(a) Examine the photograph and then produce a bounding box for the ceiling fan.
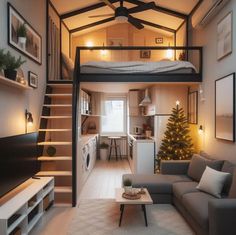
[89,0,157,30]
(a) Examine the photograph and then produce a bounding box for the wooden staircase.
[37,83,74,206]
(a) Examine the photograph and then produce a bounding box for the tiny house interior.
[0,1,236,235]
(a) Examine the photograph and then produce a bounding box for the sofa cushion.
[222,161,236,195]
[122,174,192,194]
[173,181,199,200]
[182,192,217,230]
[187,154,224,182]
[229,169,236,198]
[196,166,230,198]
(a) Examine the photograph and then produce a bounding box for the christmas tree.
[156,101,193,170]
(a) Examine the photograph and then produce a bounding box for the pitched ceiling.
[51,0,200,36]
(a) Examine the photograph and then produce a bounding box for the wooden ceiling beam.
[70,17,115,34]
[125,0,187,19]
[136,18,176,33]
[61,0,119,19]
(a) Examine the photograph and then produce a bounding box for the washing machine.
[90,137,97,169]
[81,143,89,184]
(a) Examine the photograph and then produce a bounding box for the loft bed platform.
[74,46,203,83]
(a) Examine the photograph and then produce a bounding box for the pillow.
[229,169,236,198]
[221,161,235,195]
[197,166,230,198]
[187,154,224,182]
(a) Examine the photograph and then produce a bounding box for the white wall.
[190,1,236,162]
[0,0,46,137]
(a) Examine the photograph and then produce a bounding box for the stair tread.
[43,104,72,107]
[38,156,72,161]
[41,116,72,119]
[39,129,72,131]
[36,171,72,176]
[55,186,72,193]
[46,94,72,96]
[37,141,72,146]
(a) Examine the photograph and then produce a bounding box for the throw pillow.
[196,166,230,198]
[187,154,224,182]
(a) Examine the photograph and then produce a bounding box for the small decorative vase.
[124,186,132,195]
[4,69,17,80]
[18,37,27,50]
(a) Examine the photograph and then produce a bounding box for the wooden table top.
[115,188,153,205]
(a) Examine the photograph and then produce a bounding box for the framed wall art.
[28,71,38,89]
[8,3,42,64]
[188,91,198,124]
[140,50,151,59]
[215,73,235,142]
[217,12,232,60]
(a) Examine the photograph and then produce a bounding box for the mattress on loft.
[80,61,197,74]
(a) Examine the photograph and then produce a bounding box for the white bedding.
[80,60,197,74]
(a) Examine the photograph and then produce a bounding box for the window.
[101,96,126,135]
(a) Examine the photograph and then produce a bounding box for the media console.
[0,177,54,235]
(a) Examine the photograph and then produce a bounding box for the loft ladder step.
[37,142,72,146]
[36,171,72,176]
[45,94,72,97]
[47,84,72,88]
[38,156,72,161]
[43,104,72,107]
[39,129,72,132]
[41,116,72,119]
[55,186,72,193]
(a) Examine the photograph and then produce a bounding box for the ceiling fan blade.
[128,16,144,30]
[128,2,156,14]
[100,0,116,11]
[89,13,114,18]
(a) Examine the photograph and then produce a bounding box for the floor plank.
[31,159,131,235]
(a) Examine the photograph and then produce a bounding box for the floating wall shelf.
[0,75,32,90]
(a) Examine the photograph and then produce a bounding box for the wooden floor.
[31,159,131,235]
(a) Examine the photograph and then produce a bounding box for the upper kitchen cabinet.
[128,90,142,116]
[146,85,188,115]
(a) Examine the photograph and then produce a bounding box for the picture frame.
[155,37,163,44]
[217,12,232,60]
[188,91,198,124]
[8,3,42,65]
[28,71,38,89]
[215,73,235,142]
[140,50,151,59]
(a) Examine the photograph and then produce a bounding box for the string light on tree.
[156,101,194,172]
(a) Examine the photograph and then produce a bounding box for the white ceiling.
[51,0,199,35]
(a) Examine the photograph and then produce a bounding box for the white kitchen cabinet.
[90,92,104,116]
[128,90,141,116]
[146,85,188,115]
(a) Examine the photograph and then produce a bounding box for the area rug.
[67,199,194,235]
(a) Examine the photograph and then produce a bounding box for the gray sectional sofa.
[123,154,236,235]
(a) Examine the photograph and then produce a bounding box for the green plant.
[4,51,26,70]
[100,142,109,149]
[47,146,56,157]
[17,23,27,38]
[0,49,5,70]
[123,178,132,187]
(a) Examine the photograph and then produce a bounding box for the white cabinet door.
[128,90,140,116]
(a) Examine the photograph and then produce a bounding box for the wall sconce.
[25,109,33,133]
[100,43,107,56]
[176,100,180,106]
[198,125,204,134]
[166,43,173,59]
[86,41,93,48]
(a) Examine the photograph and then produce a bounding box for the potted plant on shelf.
[123,178,132,194]
[17,23,27,49]
[0,49,5,76]
[4,51,26,80]
[100,142,109,161]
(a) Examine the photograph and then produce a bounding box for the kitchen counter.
[128,133,155,143]
[80,134,99,146]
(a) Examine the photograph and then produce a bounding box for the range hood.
[139,88,151,106]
